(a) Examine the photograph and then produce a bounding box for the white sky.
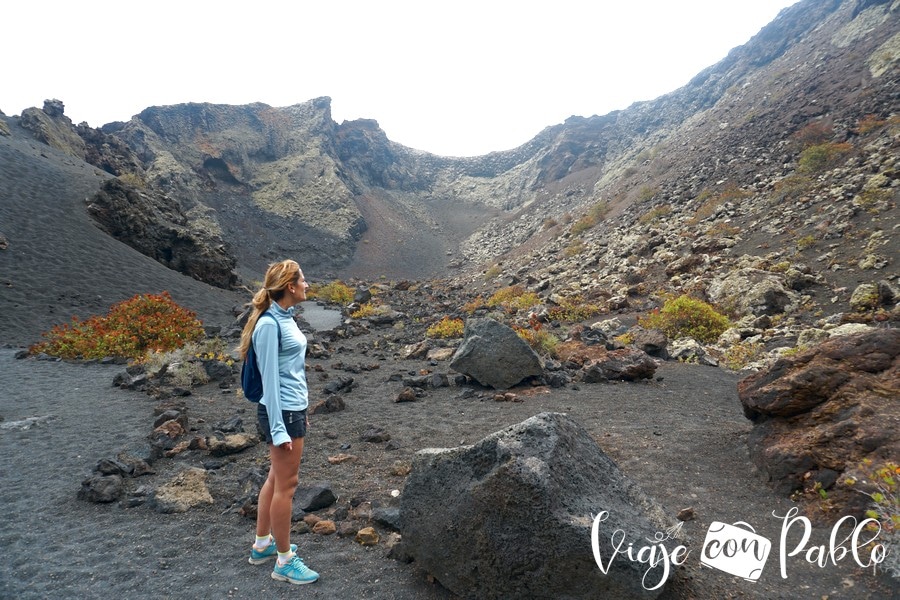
[3,1,797,157]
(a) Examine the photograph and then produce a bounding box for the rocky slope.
[0,0,897,343]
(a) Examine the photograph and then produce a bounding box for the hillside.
[0,0,897,348]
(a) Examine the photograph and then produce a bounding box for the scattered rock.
[355,526,380,546]
[296,483,338,511]
[150,468,214,513]
[449,318,544,389]
[360,425,391,443]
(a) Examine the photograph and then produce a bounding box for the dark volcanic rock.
[449,318,544,389]
[85,179,237,288]
[399,412,678,599]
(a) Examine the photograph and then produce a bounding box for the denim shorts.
[257,404,307,443]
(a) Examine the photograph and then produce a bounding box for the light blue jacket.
[252,303,308,447]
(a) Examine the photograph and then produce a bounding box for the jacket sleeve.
[254,319,290,446]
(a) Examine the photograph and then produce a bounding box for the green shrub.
[798,142,852,173]
[308,280,354,305]
[486,286,541,314]
[515,326,560,358]
[796,235,817,251]
[484,265,502,280]
[30,292,204,360]
[722,341,767,370]
[638,295,730,343]
[638,186,659,203]
[844,460,899,579]
[426,316,464,338]
[141,339,232,387]
[569,201,609,236]
[350,302,377,318]
[546,295,602,323]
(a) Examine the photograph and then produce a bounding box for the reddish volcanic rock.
[737,329,899,517]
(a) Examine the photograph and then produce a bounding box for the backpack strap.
[259,312,282,350]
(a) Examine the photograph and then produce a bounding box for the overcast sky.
[3,1,797,156]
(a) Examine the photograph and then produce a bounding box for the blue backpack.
[241,313,281,402]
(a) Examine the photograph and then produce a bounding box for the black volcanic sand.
[1,339,895,600]
[0,125,246,349]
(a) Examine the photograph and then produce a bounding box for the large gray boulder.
[449,318,544,389]
[399,412,680,599]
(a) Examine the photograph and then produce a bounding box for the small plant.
[614,332,634,346]
[688,185,751,224]
[772,174,814,202]
[722,341,767,370]
[541,217,558,230]
[638,204,672,225]
[515,325,560,358]
[569,201,609,236]
[486,286,542,314]
[308,281,354,305]
[142,340,226,387]
[546,295,603,323]
[462,297,485,314]
[798,142,852,173]
[792,121,833,148]
[857,114,886,135]
[484,265,502,280]
[796,235,817,251]
[637,295,730,344]
[844,460,900,579]
[514,314,559,357]
[350,303,377,319]
[564,240,586,257]
[705,222,741,238]
[426,316,464,339]
[30,292,204,360]
[637,186,659,203]
[117,172,146,188]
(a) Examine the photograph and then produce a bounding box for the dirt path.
[0,347,894,599]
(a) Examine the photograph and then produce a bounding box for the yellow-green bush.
[350,303,377,319]
[515,326,560,358]
[117,172,146,188]
[483,265,502,280]
[30,292,204,360]
[638,295,730,343]
[486,286,541,313]
[722,341,767,370]
[569,201,609,236]
[426,316,464,338]
[546,295,602,323]
[798,142,852,173]
[308,280,354,305]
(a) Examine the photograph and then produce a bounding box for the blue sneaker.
[248,538,297,565]
[271,554,319,585]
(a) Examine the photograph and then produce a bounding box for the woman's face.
[288,270,309,304]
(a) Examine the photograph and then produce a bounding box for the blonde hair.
[238,260,301,359]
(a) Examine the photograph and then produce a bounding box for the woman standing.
[238,259,319,585]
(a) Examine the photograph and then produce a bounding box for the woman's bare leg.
[264,438,305,553]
